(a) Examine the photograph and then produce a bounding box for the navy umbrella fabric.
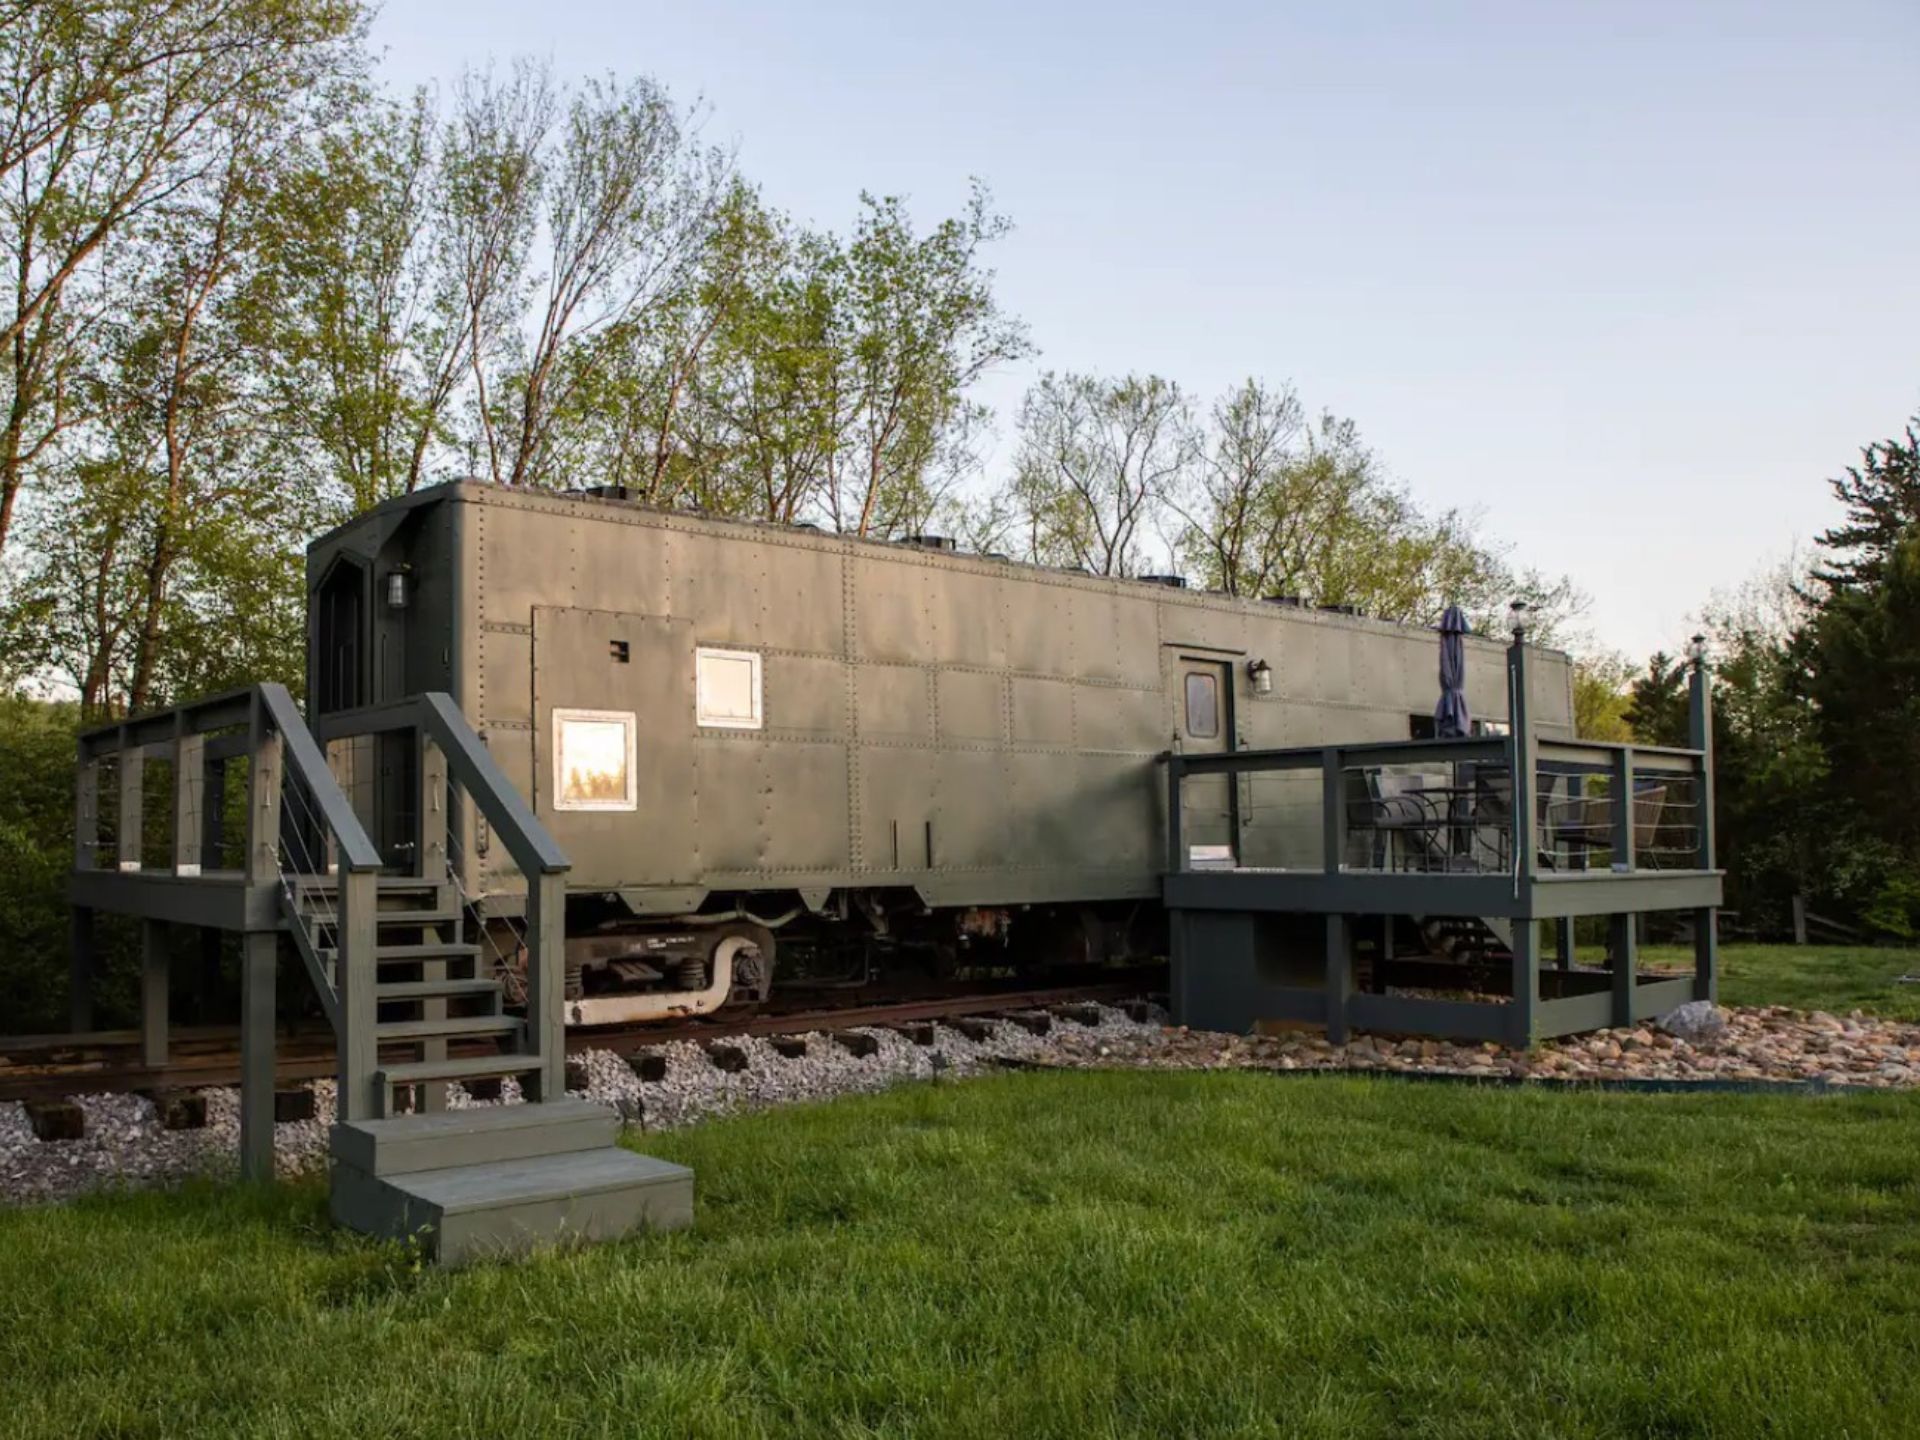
[1434,604,1472,739]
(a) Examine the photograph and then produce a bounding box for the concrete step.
[378,1053,545,1090]
[331,1097,617,1176]
[377,978,502,1002]
[330,1144,693,1266]
[376,1015,521,1042]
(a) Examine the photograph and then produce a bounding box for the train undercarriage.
[492,891,1166,1028]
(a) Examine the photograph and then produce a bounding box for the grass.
[3,942,1916,1439]
[1703,943,1920,1022]
[3,1069,1919,1439]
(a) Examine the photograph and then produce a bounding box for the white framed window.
[552,708,637,811]
[696,647,763,730]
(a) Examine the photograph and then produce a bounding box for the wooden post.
[1325,913,1352,1044]
[1610,912,1636,1028]
[418,733,449,1113]
[1610,746,1636,872]
[1555,918,1574,970]
[525,871,568,1101]
[239,932,277,1182]
[140,919,169,1068]
[1688,647,1718,1003]
[1792,895,1808,947]
[172,724,206,876]
[1508,919,1538,1048]
[117,734,145,872]
[1321,748,1345,874]
[336,867,380,1121]
[71,751,99,1032]
[242,707,285,1170]
[1507,635,1536,894]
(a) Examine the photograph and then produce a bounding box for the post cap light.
[1507,599,1529,639]
[385,565,410,610]
[1687,633,1710,666]
[1248,657,1273,696]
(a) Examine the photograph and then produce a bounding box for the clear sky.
[368,0,1919,657]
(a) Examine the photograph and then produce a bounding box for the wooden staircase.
[274,692,693,1262]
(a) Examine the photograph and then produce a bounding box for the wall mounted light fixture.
[1248,657,1273,696]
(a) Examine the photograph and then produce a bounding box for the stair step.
[377,1053,546,1088]
[319,943,482,966]
[377,1015,521,1042]
[294,874,443,893]
[377,978,502,1001]
[330,1097,618,1176]
[329,1145,693,1266]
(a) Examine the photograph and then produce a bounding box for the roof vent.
[1263,594,1305,607]
[1139,574,1189,589]
[903,534,956,551]
[1317,602,1362,616]
[582,484,634,501]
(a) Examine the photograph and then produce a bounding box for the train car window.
[696,647,763,730]
[552,708,637,811]
[1184,672,1219,738]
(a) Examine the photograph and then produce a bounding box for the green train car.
[308,481,1573,1023]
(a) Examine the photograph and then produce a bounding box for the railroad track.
[0,971,1165,1104]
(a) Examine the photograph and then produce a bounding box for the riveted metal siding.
[315,483,1573,911]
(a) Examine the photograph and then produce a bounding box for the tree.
[259,88,467,511]
[0,0,363,567]
[1571,652,1634,741]
[1811,411,1920,593]
[1009,372,1195,575]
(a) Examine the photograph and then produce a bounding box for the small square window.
[697,647,763,730]
[610,639,630,663]
[552,709,637,811]
[1184,672,1219,739]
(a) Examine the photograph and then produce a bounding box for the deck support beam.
[140,919,169,1068]
[1325,913,1352,1045]
[1507,919,1538,1048]
[239,932,276,1182]
[1610,912,1637,1028]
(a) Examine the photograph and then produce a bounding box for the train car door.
[1170,653,1239,867]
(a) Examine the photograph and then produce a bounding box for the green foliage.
[3,1072,1919,1437]
[1812,414,1920,592]
[1571,652,1634,741]
[0,695,83,1030]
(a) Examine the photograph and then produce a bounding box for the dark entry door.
[1172,654,1237,866]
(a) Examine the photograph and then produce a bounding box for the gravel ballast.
[4,1002,1916,1208]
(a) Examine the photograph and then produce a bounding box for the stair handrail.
[312,692,571,1107]
[255,683,383,875]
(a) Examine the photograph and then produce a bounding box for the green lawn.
[1644,942,1920,1022]
[4,1070,1918,1439]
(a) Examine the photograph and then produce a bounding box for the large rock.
[1658,999,1728,1042]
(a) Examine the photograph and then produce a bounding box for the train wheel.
[711,921,776,1009]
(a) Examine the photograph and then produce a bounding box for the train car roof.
[309,478,1563,661]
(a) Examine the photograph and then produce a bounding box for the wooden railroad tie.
[949,1017,996,1042]
[1001,1010,1052,1036]
[565,1059,591,1093]
[767,1035,809,1058]
[886,1022,936,1046]
[25,1100,84,1142]
[704,1042,750,1073]
[1124,1000,1154,1024]
[1051,1004,1103,1027]
[145,1089,208,1131]
[628,1050,669,1083]
[273,1087,316,1123]
[462,1076,504,1102]
[831,1030,880,1058]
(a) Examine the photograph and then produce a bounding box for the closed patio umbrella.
[1434,604,1471,739]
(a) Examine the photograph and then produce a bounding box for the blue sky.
[370,0,1919,656]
